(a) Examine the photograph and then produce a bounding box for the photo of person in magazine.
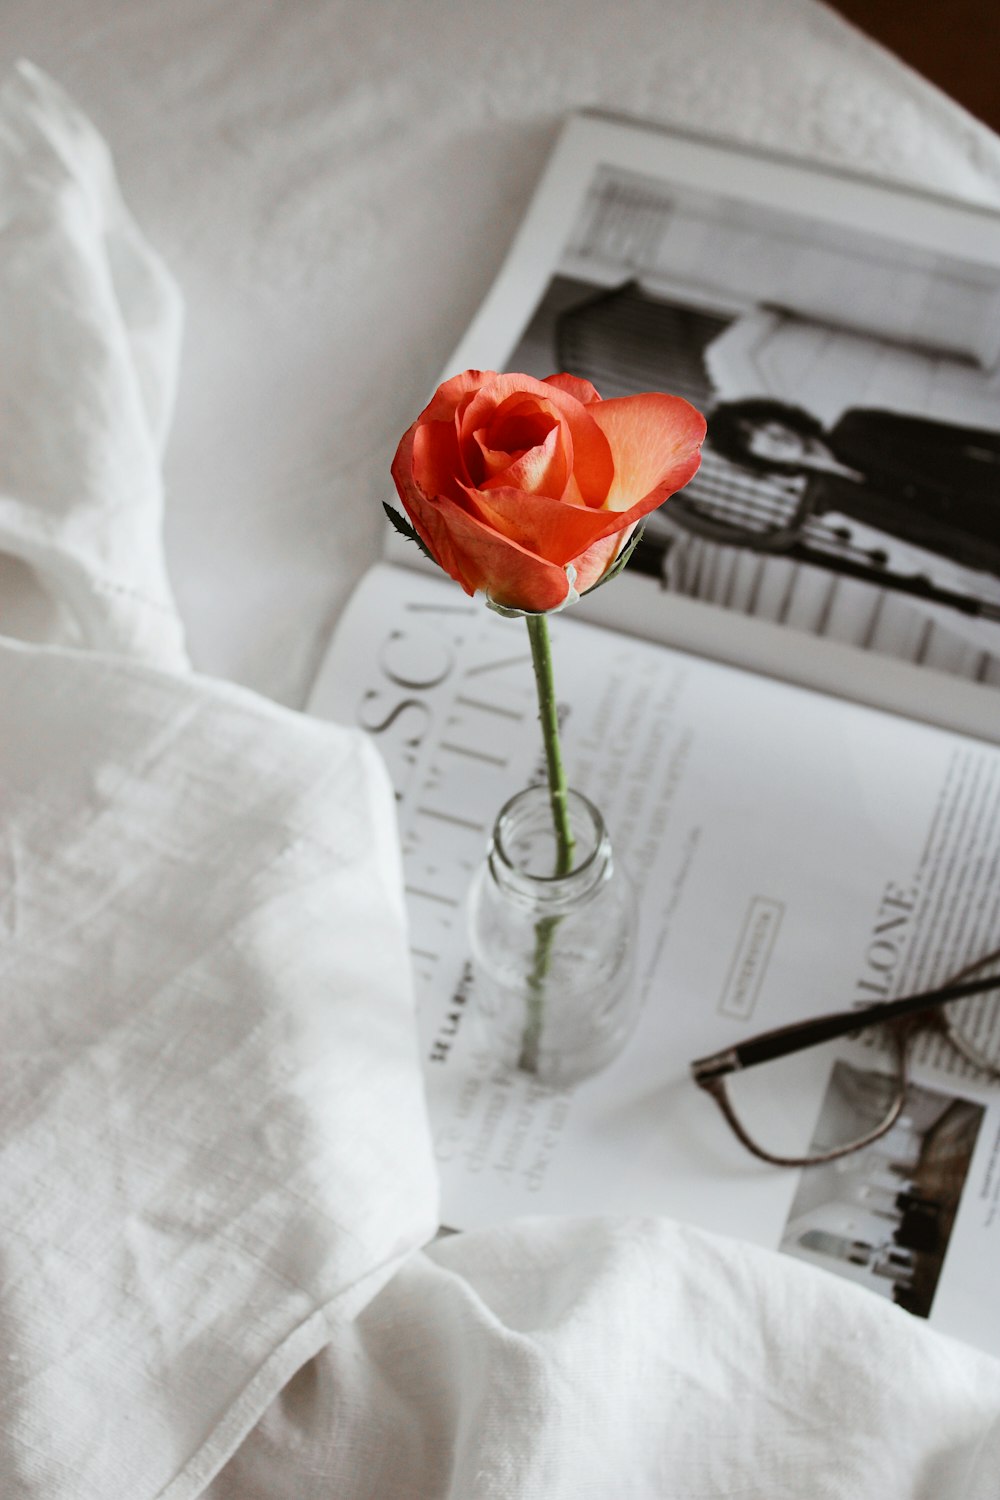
[705,397,1000,580]
[513,262,1000,680]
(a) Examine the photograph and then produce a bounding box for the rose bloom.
[391,370,705,613]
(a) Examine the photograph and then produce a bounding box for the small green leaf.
[383,502,437,565]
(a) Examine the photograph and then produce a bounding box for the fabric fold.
[207,1216,1000,1500]
[0,60,186,666]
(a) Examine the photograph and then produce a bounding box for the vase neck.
[488,785,611,909]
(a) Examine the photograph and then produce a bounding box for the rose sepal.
[382,501,438,565]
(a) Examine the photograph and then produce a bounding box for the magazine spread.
[308,113,1000,1354]
[312,562,1000,1355]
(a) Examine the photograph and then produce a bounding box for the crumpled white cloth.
[0,61,186,668]
[210,1218,1000,1500]
[3,54,1000,1500]
[0,64,438,1500]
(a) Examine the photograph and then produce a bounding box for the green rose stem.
[519,613,575,1073]
[525,613,575,875]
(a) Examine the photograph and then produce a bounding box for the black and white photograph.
[780,1062,985,1318]
[507,166,1000,687]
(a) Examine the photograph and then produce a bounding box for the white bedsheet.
[3,9,1000,1498]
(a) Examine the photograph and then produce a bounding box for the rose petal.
[390,476,479,593]
[460,483,623,564]
[476,422,570,498]
[459,375,614,508]
[571,528,633,593]
[408,493,575,611]
[468,459,698,562]
[390,421,423,509]
[421,369,496,423]
[481,400,557,459]
[404,418,468,504]
[543,372,602,406]
[589,393,706,511]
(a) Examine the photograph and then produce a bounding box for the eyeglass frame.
[690,951,1000,1168]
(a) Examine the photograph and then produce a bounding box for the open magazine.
[308,112,1000,1355]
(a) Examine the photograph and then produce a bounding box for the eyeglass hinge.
[691,1048,741,1084]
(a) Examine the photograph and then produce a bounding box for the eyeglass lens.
[722,954,1000,1166]
[723,1031,906,1163]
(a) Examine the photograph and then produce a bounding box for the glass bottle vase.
[466,785,638,1087]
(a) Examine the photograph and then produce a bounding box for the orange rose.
[390,370,705,613]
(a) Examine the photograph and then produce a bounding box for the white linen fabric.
[0,64,438,1500]
[209,1219,1000,1500]
[0,635,439,1498]
[0,62,186,667]
[3,22,1000,1500]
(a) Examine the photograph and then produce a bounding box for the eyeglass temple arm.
[691,969,1000,1083]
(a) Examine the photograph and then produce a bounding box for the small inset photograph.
[779,1061,985,1318]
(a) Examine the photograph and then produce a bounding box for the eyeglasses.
[690,950,1000,1167]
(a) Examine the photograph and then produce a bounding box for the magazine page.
[385,111,1000,744]
[310,561,1000,1357]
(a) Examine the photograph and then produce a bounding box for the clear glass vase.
[466,785,639,1087]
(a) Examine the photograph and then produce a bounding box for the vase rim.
[490,784,608,897]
